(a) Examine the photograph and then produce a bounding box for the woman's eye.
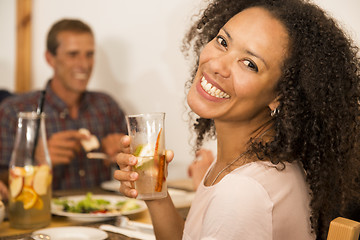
[216,36,227,48]
[243,60,258,72]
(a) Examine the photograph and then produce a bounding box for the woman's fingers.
[115,153,137,168]
[120,135,131,153]
[113,149,173,198]
[165,150,174,163]
[120,180,138,198]
[113,152,139,198]
[113,167,138,180]
[113,169,138,198]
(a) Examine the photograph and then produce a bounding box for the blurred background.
[0,0,359,181]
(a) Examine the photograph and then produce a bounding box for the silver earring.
[271,108,279,117]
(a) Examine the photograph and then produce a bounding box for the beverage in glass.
[126,113,167,200]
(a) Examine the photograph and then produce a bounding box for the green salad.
[52,192,140,214]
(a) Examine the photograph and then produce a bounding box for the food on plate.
[52,192,141,214]
[79,128,100,152]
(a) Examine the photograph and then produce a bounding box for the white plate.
[33,226,108,240]
[101,180,121,192]
[101,180,195,208]
[51,195,146,222]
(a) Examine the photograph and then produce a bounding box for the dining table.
[0,179,194,240]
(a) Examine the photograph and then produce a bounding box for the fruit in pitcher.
[33,165,50,195]
[9,165,51,211]
[24,165,35,186]
[34,197,44,210]
[17,186,38,210]
[10,174,23,198]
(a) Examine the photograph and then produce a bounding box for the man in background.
[0,19,127,199]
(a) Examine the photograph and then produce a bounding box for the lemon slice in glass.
[134,143,154,169]
[135,156,154,170]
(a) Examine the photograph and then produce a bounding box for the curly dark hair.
[182,0,360,238]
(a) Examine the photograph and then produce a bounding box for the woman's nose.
[209,53,233,79]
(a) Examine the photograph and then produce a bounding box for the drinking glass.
[126,112,167,200]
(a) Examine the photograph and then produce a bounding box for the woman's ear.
[268,96,280,112]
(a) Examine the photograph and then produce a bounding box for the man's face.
[47,31,95,94]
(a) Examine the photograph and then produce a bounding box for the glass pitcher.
[8,112,52,229]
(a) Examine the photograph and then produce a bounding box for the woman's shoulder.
[227,160,309,201]
[233,160,305,181]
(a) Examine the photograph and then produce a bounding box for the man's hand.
[47,130,86,165]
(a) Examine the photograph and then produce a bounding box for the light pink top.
[183,161,315,240]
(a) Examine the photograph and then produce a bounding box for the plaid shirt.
[0,81,127,190]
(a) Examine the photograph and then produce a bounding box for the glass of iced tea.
[126,112,167,200]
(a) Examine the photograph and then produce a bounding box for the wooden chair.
[327,217,360,240]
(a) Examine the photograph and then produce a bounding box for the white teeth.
[200,76,230,99]
[74,73,88,80]
[205,83,212,91]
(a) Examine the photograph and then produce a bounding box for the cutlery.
[20,233,50,240]
[116,216,154,234]
[31,233,51,240]
[99,224,155,240]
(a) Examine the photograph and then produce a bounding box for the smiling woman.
[181,0,360,239]
[114,0,360,239]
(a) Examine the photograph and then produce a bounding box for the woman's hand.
[113,140,174,198]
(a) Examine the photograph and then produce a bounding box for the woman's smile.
[200,76,230,99]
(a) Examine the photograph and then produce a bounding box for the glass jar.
[8,112,52,229]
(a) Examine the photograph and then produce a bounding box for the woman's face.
[187,7,289,123]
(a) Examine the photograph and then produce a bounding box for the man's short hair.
[46,19,93,55]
